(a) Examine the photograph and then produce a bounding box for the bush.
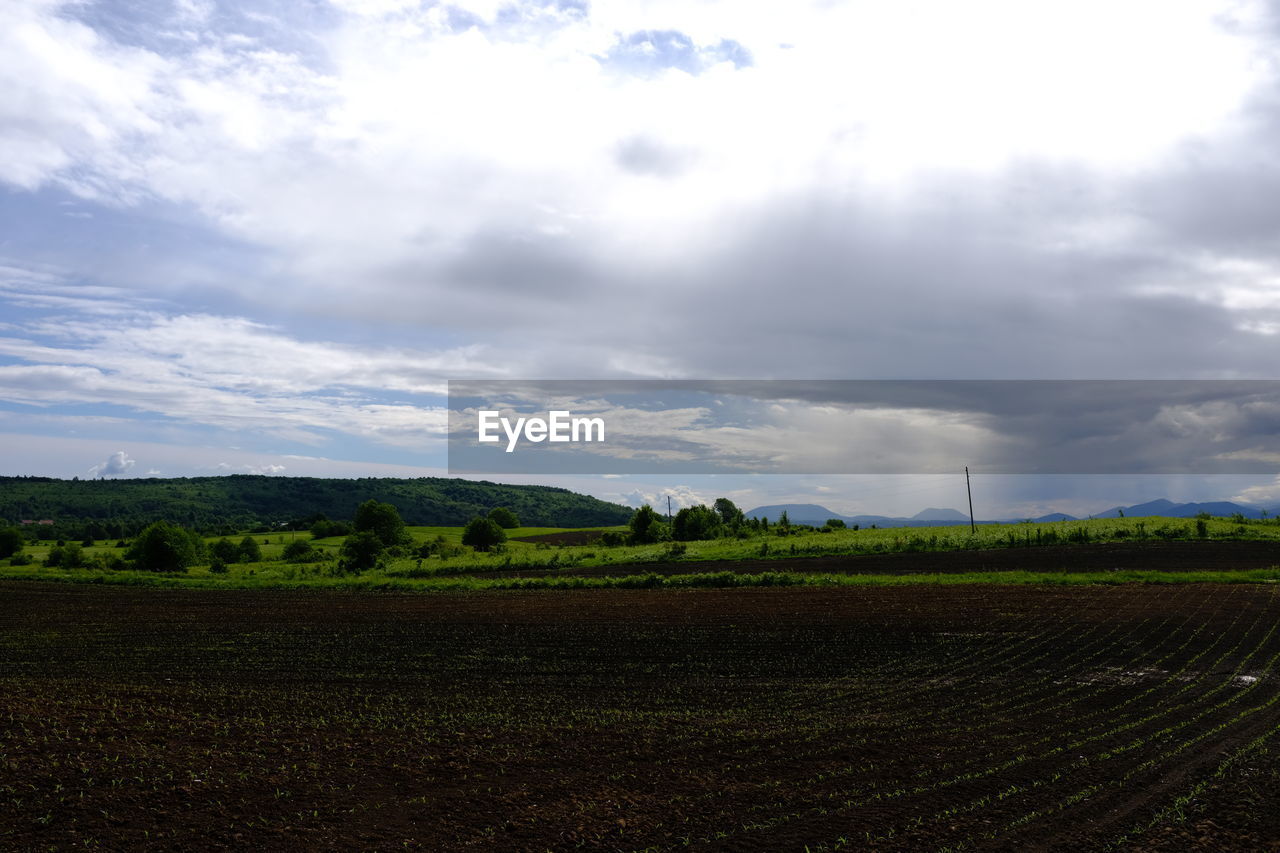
[0,527,25,561]
[340,530,384,572]
[238,535,262,563]
[461,517,506,552]
[209,557,229,574]
[210,538,241,565]
[599,530,626,547]
[311,519,353,539]
[126,522,204,572]
[282,539,323,563]
[44,542,83,569]
[487,507,520,529]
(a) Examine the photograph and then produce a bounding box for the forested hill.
[0,475,633,536]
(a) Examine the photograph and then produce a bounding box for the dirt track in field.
[2,581,1279,851]
[471,539,1280,578]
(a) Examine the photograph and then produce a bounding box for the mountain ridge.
[744,498,1276,528]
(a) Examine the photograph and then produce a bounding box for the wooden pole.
[966,466,976,534]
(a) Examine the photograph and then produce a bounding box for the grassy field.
[4,515,1280,590]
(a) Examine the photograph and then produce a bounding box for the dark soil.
[510,529,608,546]
[2,581,1278,851]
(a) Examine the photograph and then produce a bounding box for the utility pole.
[667,494,672,524]
[965,466,975,535]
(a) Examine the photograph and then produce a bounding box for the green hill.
[0,475,632,538]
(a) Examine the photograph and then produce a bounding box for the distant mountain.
[745,503,984,528]
[1091,499,1265,520]
[746,504,845,525]
[912,507,969,521]
[745,497,1277,529]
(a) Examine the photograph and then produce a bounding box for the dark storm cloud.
[447,379,1280,475]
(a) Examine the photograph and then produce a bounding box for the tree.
[672,505,722,541]
[713,498,743,529]
[210,538,241,565]
[488,506,520,529]
[628,505,668,545]
[354,500,409,548]
[462,517,506,552]
[238,535,262,563]
[341,530,384,571]
[824,518,846,529]
[127,521,204,572]
[0,527,23,559]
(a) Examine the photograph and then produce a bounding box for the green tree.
[340,530,384,572]
[713,498,743,529]
[462,517,506,552]
[238,535,262,563]
[127,521,204,572]
[672,505,722,541]
[487,506,520,529]
[210,538,240,565]
[628,505,668,545]
[0,527,23,559]
[354,500,409,548]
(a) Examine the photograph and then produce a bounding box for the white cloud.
[620,484,708,510]
[88,449,135,477]
[0,272,504,447]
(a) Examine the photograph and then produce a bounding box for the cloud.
[600,29,752,75]
[4,0,1280,482]
[89,449,135,477]
[620,484,708,510]
[217,461,286,474]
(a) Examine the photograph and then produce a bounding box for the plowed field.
[2,582,1278,851]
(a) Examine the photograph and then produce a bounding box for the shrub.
[209,557,229,574]
[210,538,241,565]
[0,527,25,560]
[282,539,322,563]
[599,530,626,547]
[462,517,506,552]
[340,530,384,572]
[238,535,262,563]
[9,553,32,566]
[311,519,353,539]
[126,522,204,572]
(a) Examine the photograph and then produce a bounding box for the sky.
[3,0,1280,518]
